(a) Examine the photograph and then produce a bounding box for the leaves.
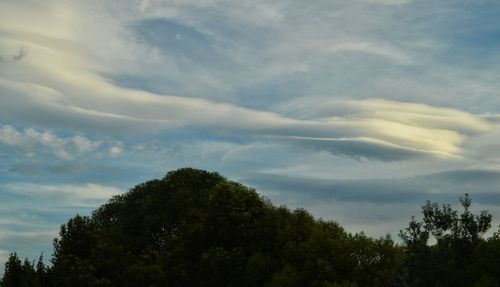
[5,169,500,287]
[42,168,401,286]
[399,193,493,287]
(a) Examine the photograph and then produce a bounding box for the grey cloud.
[0,47,28,62]
[12,47,28,61]
[133,19,221,65]
[0,230,55,255]
[424,169,500,184]
[8,161,89,177]
[0,179,124,271]
[244,169,500,205]
[246,173,425,204]
[8,163,42,176]
[283,137,423,161]
[0,1,497,162]
[3,0,500,271]
[0,183,122,210]
[0,73,490,161]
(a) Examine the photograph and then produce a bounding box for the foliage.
[2,169,500,286]
[44,168,401,286]
[1,253,47,287]
[398,193,494,287]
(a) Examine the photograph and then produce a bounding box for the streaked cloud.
[1,0,500,271]
[1,70,490,160]
[0,230,57,269]
[303,41,413,65]
[245,169,500,205]
[0,34,492,160]
[0,181,123,268]
[243,168,500,237]
[1,0,497,161]
[0,250,8,267]
[1,183,122,205]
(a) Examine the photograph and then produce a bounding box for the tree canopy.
[2,168,500,286]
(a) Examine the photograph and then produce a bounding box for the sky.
[2,0,500,266]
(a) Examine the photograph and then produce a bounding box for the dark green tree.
[1,253,50,287]
[399,193,492,287]
[46,168,400,287]
[35,254,48,287]
[1,253,22,287]
[20,258,35,287]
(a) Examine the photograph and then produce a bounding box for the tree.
[399,194,492,287]
[2,253,22,287]
[20,258,35,287]
[35,254,48,287]
[46,168,400,287]
[7,170,500,286]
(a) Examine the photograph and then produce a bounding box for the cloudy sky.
[2,0,500,265]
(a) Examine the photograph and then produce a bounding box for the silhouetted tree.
[14,169,500,286]
[35,254,48,287]
[399,193,493,287]
[46,168,401,286]
[2,253,22,287]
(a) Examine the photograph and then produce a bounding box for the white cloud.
[0,229,58,266]
[325,41,413,64]
[2,0,500,273]
[0,61,492,160]
[0,180,123,270]
[279,99,492,159]
[0,0,498,162]
[1,182,122,205]
[0,124,104,160]
[0,30,492,160]
[344,99,491,133]
[0,249,9,267]
[364,0,412,5]
[109,144,124,157]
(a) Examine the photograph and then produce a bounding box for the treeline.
[2,168,500,286]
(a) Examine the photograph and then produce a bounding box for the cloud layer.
[2,0,500,162]
[2,0,500,271]
[0,181,123,268]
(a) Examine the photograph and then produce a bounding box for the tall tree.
[2,253,22,287]
[47,168,400,287]
[399,193,492,287]
[35,254,48,287]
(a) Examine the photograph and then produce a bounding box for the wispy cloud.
[1,66,491,160]
[0,0,497,160]
[0,250,8,267]
[1,183,122,204]
[243,168,500,237]
[1,0,500,266]
[0,180,122,270]
[0,25,492,160]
